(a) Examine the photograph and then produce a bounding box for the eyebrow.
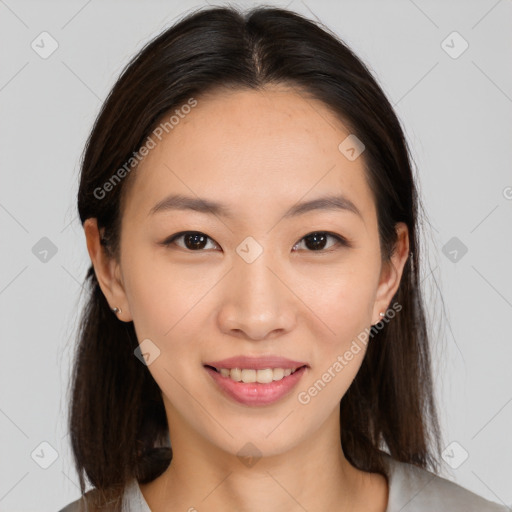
[148,193,362,219]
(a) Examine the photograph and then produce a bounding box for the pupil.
[305,233,326,250]
[185,233,207,250]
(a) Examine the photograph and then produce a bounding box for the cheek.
[122,256,207,404]
[300,259,378,341]
[121,250,219,390]
[295,260,378,398]
[122,248,204,336]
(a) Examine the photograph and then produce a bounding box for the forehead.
[123,86,375,225]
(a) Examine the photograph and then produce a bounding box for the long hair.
[69,5,442,508]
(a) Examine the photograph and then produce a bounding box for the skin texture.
[84,86,409,512]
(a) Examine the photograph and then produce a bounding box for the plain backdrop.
[0,0,511,510]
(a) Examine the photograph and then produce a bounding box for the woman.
[59,5,507,511]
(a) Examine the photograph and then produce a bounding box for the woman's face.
[97,86,408,459]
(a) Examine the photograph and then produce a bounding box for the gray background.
[1,0,511,510]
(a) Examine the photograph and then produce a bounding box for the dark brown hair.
[69,4,442,509]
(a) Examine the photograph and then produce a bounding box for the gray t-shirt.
[59,453,509,511]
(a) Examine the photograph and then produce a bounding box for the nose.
[217,248,297,341]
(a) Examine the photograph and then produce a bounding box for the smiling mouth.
[204,365,307,384]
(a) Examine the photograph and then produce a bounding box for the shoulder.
[58,499,82,512]
[383,454,509,512]
[57,487,121,512]
[58,480,142,512]
[58,495,91,512]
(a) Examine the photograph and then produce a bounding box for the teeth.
[230,368,242,381]
[216,367,301,383]
[273,368,284,380]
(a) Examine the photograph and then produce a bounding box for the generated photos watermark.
[93,97,198,200]
[297,301,402,405]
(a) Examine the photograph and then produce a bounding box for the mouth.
[203,363,309,406]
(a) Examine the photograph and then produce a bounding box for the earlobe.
[83,218,132,321]
[371,222,410,324]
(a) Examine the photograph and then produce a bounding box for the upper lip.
[204,355,309,370]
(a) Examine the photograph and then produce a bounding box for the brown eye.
[162,231,349,253]
[163,231,219,251]
[292,232,348,252]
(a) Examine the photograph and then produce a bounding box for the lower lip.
[204,366,307,406]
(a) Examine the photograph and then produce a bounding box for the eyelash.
[161,231,351,253]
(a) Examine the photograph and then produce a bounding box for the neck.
[139,408,388,512]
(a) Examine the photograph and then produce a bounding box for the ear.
[83,218,132,322]
[371,222,410,325]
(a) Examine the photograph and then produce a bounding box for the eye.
[292,231,349,252]
[161,230,350,253]
[162,231,220,251]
